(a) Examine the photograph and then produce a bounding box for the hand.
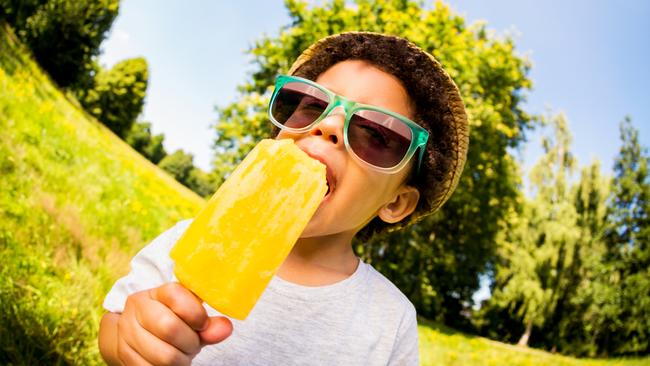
[114,283,233,365]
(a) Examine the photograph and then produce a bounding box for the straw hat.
[287,32,469,231]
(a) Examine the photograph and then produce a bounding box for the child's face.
[277,60,421,239]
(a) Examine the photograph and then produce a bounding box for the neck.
[276,230,360,286]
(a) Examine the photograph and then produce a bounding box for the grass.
[418,318,649,365]
[0,23,204,364]
[1,23,648,365]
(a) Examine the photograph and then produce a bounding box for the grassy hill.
[0,23,205,364]
[1,23,648,365]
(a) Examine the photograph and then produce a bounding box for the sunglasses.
[268,75,429,174]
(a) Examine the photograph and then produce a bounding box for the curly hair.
[281,32,463,241]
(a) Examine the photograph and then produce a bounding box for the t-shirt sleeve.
[387,304,419,366]
[102,219,192,313]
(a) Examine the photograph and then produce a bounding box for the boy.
[99,32,468,365]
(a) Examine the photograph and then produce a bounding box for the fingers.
[120,295,193,365]
[115,283,234,366]
[199,316,234,345]
[135,297,201,355]
[118,324,191,366]
[116,335,153,366]
[148,283,233,346]
[149,283,209,331]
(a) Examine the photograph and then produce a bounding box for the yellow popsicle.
[170,138,327,320]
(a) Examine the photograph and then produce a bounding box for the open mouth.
[324,166,335,197]
[302,148,336,199]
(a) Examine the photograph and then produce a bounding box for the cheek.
[341,169,391,206]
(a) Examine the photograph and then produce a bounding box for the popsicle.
[170,138,328,320]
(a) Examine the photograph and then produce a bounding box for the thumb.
[199,316,233,345]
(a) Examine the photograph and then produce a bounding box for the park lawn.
[1,23,648,366]
[418,317,649,366]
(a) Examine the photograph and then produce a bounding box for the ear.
[377,185,420,224]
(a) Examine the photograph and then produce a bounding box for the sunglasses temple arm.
[415,145,426,177]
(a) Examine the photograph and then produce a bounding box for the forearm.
[99,312,122,366]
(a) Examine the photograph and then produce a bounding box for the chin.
[298,217,318,238]
[297,220,330,239]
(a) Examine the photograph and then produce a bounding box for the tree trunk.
[517,320,533,347]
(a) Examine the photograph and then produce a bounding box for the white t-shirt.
[104,220,419,365]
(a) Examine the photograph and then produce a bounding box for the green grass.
[1,23,648,365]
[0,23,204,364]
[417,318,649,366]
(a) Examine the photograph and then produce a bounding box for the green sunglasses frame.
[268,75,429,175]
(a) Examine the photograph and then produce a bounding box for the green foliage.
[212,0,534,327]
[477,114,650,357]
[0,24,203,364]
[477,114,580,346]
[538,117,649,357]
[1,231,101,364]
[606,117,649,268]
[159,150,217,198]
[186,168,217,198]
[548,160,611,356]
[0,0,46,31]
[159,149,195,185]
[587,117,650,356]
[79,57,149,138]
[0,0,119,88]
[125,121,167,164]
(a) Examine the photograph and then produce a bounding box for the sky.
[100,0,649,177]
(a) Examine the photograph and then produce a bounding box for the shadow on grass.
[417,315,479,339]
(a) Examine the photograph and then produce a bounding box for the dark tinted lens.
[271,81,329,129]
[348,110,412,168]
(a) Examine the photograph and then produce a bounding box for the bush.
[125,121,167,164]
[0,0,119,88]
[159,150,216,197]
[186,168,217,197]
[79,57,149,138]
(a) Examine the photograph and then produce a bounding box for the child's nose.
[308,106,345,146]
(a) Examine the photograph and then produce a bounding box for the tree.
[597,117,650,355]
[125,121,167,164]
[186,168,217,198]
[0,0,119,88]
[477,116,650,357]
[159,150,194,186]
[513,158,612,357]
[158,150,216,197]
[79,57,149,138]
[211,0,534,326]
[0,1,47,32]
[547,160,610,356]
[477,114,580,347]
